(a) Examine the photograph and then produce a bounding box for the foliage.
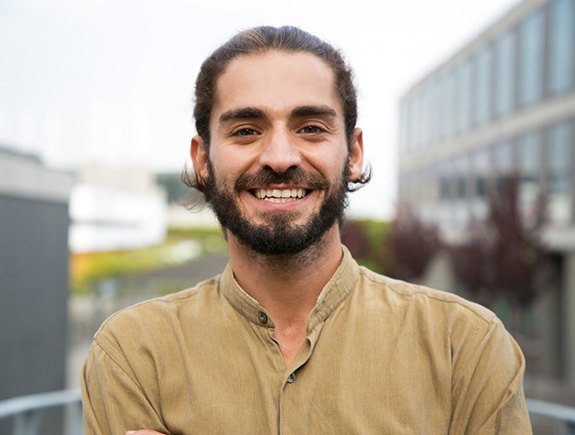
[447,175,548,308]
[386,205,440,281]
[341,219,391,274]
[70,227,227,294]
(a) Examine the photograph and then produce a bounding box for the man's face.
[192,51,363,255]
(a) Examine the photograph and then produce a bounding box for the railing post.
[65,400,84,435]
[565,421,575,435]
[13,410,41,435]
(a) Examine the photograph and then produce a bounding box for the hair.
[183,25,371,201]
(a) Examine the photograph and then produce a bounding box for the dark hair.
[184,25,371,200]
[195,25,358,146]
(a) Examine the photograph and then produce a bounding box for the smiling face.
[191,50,363,255]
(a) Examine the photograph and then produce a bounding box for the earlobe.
[348,128,364,181]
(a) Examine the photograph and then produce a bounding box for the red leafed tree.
[448,175,548,309]
[387,204,440,282]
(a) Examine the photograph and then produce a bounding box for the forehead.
[212,50,341,120]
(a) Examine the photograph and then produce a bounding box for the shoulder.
[356,265,497,328]
[93,274,222,347]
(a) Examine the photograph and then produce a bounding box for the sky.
[0,0,522,219]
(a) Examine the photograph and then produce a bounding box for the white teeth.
[254,188,306,201]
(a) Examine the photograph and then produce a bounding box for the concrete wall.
[0,149,72,434]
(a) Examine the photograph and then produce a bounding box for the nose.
[258,127,302,173]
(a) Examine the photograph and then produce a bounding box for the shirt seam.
[93,335,144,389]
[359,267,495,326]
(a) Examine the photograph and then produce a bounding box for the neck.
[227,225,343,324]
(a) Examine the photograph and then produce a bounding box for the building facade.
[0,147,73,433]
[398,0,575,395]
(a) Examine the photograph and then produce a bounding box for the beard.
[204,162,349,256]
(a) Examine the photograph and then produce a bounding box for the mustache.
[234,167,330,192]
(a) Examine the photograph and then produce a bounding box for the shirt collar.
[219,245,359,332]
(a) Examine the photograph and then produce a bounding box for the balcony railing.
[527,398,575,435]
[1,390,575,435]
[0,389,82,435]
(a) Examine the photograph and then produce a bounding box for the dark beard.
[204,163,349,256]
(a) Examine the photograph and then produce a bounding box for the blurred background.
[1,0,574,433]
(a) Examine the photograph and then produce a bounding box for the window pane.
[457,60,472,133]
[519,9,545,106]
[549,122,571,194]
[549,0,575,94]
[474,46,493,126]
[495,31,515,116]
[517,132,543,224]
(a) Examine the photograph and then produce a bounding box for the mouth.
[251,187,310,203]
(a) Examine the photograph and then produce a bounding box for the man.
[82,26,532,434]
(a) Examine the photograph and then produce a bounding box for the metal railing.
[1,390,575,435]
[527,399,575,435]
[0,389,82,435]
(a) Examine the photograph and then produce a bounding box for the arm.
[450,317,532,434]
[82,339,170,435]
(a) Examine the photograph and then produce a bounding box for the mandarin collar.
[219,245,359,332]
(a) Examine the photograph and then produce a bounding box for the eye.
[299,125,326,134]
[233,127,259,137]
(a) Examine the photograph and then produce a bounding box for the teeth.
[254,188,305,201]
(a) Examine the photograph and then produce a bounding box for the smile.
[252,188,308,203]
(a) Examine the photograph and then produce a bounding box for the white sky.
[0,0,521,219]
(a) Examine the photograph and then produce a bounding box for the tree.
[447,175,548,309]
[387,204,440,282]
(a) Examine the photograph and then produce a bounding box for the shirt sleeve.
[81,336,170,435]
[449,317,532,434]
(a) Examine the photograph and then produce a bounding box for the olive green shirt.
[82,247,531,434]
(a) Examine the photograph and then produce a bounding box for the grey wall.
[0,194,70,433]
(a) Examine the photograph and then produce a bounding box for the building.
[398,0,575,397]
[69,164,167,253]
[0,147,73,433]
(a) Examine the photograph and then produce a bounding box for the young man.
[82,26,532,434]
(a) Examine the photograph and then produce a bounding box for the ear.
[190,135,209,184]
[347,128,364,181]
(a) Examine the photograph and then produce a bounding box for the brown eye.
[233,128,258,137]
[299,125,325,134]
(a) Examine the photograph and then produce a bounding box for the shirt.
[81,246,532,434]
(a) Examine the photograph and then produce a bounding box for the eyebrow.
[291,105,337,119]
[219,107,265,124]
[218,105,337,124]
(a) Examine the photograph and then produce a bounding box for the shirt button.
[258,311,268,325]
[287,373,296,384]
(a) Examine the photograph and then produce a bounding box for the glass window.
[444,69,456,140]
[411,90,422,149]
[518,132,541,184]
[474,45,493,126]
[494,30,516,117]
[455,154,469,200]
[436,76,446,142]
[492,140,515,194]
[519,8,545,106]
[457,59,472,134]
[427,81,438,146]
[549,122,572,194]
[517,131,542,212]
[548,121,573,223]
[416,87,427,149]
[471,147,490,199]
[549,0,575,94]
[399,97,409,152]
